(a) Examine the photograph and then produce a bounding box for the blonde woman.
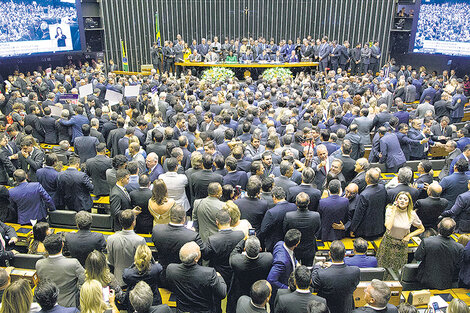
[148,179,176,225]
[123,244,163,308]
[376,191,424,279]
[223,201,252,238]
[0,279,35,313]
[80,279,118,313]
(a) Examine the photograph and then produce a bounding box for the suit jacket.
[336,154,356,183]
[60,114,89,143]
[312,263,360,313]
[36,255,85,307]
[130,187,153,234]
[439,148,461,179]
[152,223,205,268]
[10,182,55,224]
[275,291,327,313]
[260,201,297,251]
[166,263,227,313]
[351,172,367,194]
[110,185,132,231]
[224,171,248,190]
[205,229,245,286]
[192,196,224,241]
[344,132,364,160]
[441,190,470,232]
[387,184,420,205]
[430,124,453,142]
[107,127,126,157]
[24,113,45,142]
[274,176,298,198]
[318,195,349,241]
[415,197,448,230]
[408,128,428,159]
[379,133,406,169]
[85,155,113,196]
[73,135,99,163]
[191,169,223,200]
[351,117,373,145]
[287,184,321,212]
[352,304,398,313]
[267,241,297,296]
[106,230,146,286]
[350,184,387,238]
[312,156,334,190]
[284,210,321,257]
[440,172,469,210]
[234,197,269,234]
[160,172,190,212]
[415,235,463,289]
[39,115,58,144]
[236,295,268,313]
[0,147,16,185]
[344,254,378,268]
[18,147,44,181]
[122,262,163,306]
[90,127,105,143]
[64,230,106,266]
[56,168,94,211]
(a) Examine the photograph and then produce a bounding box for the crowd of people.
[0,0,77,43]
[0,35,469,312]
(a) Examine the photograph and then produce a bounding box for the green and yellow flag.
[155,11,161,46]
[121,39,128,72]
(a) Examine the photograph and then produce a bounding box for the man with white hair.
[129,281,171,313]
[146,152,163,183]
[312,144,334,190]
[352,279,398,313]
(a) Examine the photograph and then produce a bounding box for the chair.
[10,253,45,269]
[400,263,422,291]
[359,267,386,281]
[91,213,113,232]
[48,210,77,228]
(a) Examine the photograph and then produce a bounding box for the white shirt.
[283,243,296,269]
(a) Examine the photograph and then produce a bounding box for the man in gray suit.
[351,108,373,145]
[36,233,85,308]
[439,140,461,180]
[404,78,417,103]
[192,182,224,242]
[273,161,298,198]
[106,209,146,286]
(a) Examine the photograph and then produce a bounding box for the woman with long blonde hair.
[148,179,176,225]
[0,279,34,313]
[80,279,118,313]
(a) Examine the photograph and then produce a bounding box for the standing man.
[151,42,163,75]
[18,138,44,182]
[110,169,133,231]
[369,41,381,75]
[351,280,398,313]
[318,37,331,73]
[85,143,113,197]
[350,43,362,75]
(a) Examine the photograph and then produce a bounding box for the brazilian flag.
[155,11,161,46]
[121,39,128,72]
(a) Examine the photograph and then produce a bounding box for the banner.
[155,11,161,46]
[121,39,128,72]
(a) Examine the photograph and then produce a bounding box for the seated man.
[236,280,272,313]
[129,281,172,313]
[34,279,79,313]
[351,279,398,313]
[344,237,377,268]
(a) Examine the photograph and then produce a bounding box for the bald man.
[333,183,360,233]
[146,152,164,182]
[415,183,448,230]
[351,158,369,194]
[166,242,226,313]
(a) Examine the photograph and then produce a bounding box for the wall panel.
[101,0,395,71]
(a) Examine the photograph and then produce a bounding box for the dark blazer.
[379,133,406,169]
[151,223,205,269]
[166,263,226,313]
[39,115,58,144]
[312,156,334,189]
[312,263,360,313]
[9,182,56,225]
[415,197,448,230]
[352,304,398,313]
[123,262,163,307]
[387,184,420,204]
[18,147,44,182]
[236,295,268,313]
[110,185,132,231]
[223,171,248,190]
[0,149,17,185]
[191,169,223,200]
[85,155,113,196]
[274,176,297,198]
[440,172,469,210]
[205,229,245,286]
[343,132,364,160]
[318,195,350,241]
[107,127,126,157]
[287,184,321,212]
[275,291,327,313]
[56,168,94,212]
[36,166,59,201]
[24,113,45,142]
[344,254,378,268]
[283,210,321,263]
[73,135,99,163]
[64,229,106,266]
[260,201,297,251]
[234,197,269,234]
[130,187,153,234]
[267,241,297,298]
[90,128,105,143]
[351,172,367,194]
[350,184,387,238]
[415,235,463,289]
[0,221,17,262]
[441,190,470,232]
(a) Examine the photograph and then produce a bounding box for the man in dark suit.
[312,145,334,190]
[275,266,327,313]
[439,140,461,180]
[267,229,301,303]
[129,175,153,234]
[369,41,381,74]
[146,152,164,183]
[318,37,331,73]
[378,127,406,173]
[191,153,223,200]
[430,116,453,144]
[449,144,470,175]
[415,183,448,230]
[415,218,463,289]
[343,124,364,161]
[85,143,112,197]
[64,211,106,266]
[440,158,470,210]
[39,107,58,144]
[351,158,368,194]
[273,161,297,198]
[386,167,420,204]
[56,157,94,212]
[107,118,126,157]
[312,240,360,313]
[166,241,226,313]
[234,179,269,234]
[333,140,356,183]
[18,138,44,182]
[351,280,398,313]
[352,109,374,145]
[110,169,133,230]
[287,167,321,212]
[318,180,349,242]
[236,280,271,313]
[24,105,45,143]
[344,237,378,268]
[73,124,99,164]
[350,168,387,240]
[441,180,470,233]
[260,187,297,252]
[283,192,320,266]
[223,156,248,190]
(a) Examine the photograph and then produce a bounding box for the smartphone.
[134,206,142,212]
[417,183,424,189]
[102,286,110,303]
[248,228,256,236]
[186,221,194,229]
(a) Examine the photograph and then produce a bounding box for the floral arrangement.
[201,67,235,83]
[262,67,293,83]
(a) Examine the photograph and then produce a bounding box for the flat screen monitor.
[412,0,470,56]
[0,0,83,58]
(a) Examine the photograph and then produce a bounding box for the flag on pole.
[155,11,161,46]
[121,39,128,72]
